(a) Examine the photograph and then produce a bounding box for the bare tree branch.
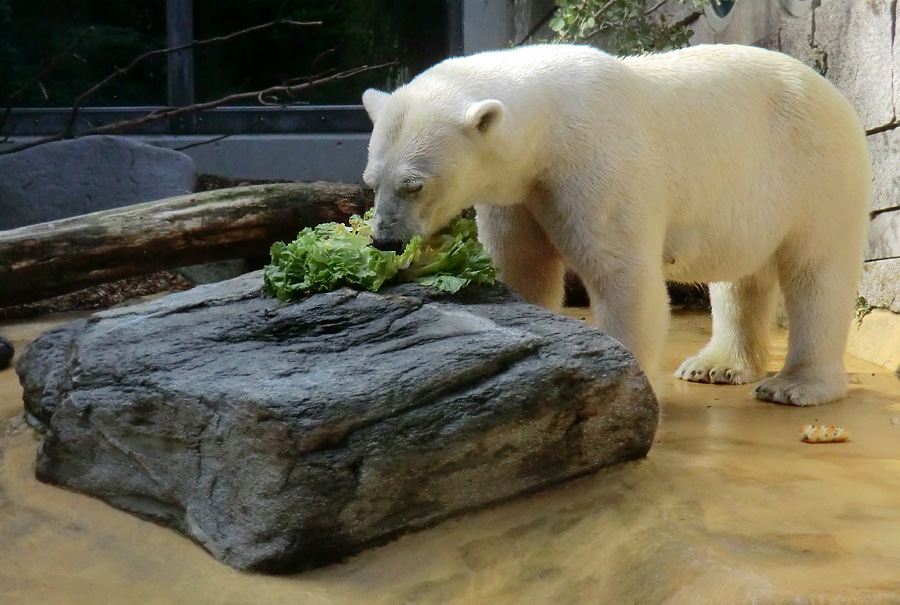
[671,10,703,29]
[866,118,900,136]
[0,62,394,155]
[644,0,669,17]
[173,121,261,152]
[60,17,322,140]
[0,26,95,139]
[594,0,621,23]
[515,6,557,46]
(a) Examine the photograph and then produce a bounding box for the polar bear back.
[378,44,870,283]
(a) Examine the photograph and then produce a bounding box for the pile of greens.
[263,210,496,301]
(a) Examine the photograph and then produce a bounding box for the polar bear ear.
[464,99,504,135]
[362,89,391,124]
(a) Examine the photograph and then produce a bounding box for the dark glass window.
[0,0,449,108]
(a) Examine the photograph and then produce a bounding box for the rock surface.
[0,135,196,230]
[814,0,895,132]
[17,273,658,573]
[0,337,12,370]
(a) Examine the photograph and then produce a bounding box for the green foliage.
[855,295,873,327]
[263,211,496,302]
[548,0,713,55]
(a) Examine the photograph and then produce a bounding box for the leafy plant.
[263,211,496,301]
[854,295,873,327]
[547,0,716,55]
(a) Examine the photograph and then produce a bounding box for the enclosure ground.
[1,308,899,603]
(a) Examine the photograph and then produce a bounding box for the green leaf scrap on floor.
[263,210,496,301]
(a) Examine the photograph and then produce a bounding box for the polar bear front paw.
[753,373,848,406]
[674,355,764,385]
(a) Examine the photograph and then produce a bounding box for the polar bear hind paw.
[674,355,764,385]
[752,373,848,406]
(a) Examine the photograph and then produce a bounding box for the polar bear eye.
[399,181,424,196]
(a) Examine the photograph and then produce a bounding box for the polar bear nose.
[372,237,406,254]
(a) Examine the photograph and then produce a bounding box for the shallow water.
[1,310,899,604]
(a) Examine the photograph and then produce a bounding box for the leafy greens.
[263,210,496,301]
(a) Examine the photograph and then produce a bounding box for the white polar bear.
[361,43,871,406]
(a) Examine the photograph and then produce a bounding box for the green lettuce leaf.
[263,210,496,301]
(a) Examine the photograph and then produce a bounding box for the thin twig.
[671,10,702,29]
[594,0,621,23]
[870,205,900,219]
[866,118,900,136]
[62,18,322,139]
[865,255,900,263]
[644,0,669,17]
[173,121,260,152]
[515,6,557,46]
[0,26,95,138]
[0,62,394,155]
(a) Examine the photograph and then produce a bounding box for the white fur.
[361,44,871,406]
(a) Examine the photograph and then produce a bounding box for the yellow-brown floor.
[1,309,898,604]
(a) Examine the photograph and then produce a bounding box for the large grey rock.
[17,273,658,573]
[0,135,196,230]
[0,336,12,370]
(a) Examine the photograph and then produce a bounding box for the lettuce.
[263,210,496,301]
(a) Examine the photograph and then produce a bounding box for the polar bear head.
[361,86,506,252]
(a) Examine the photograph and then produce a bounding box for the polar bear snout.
[371,237,407,254]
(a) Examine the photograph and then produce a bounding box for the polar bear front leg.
[582,255,671,377]
[675,267,777,385]
[475,205,566,311]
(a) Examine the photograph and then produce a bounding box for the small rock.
[0,336,13,370]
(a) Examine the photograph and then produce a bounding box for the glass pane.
[0,0,449,108]
[193,0,448,105]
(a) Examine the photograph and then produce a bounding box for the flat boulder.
[17,273,658,573]
[0,135,196,230]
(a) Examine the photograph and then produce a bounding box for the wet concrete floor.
[1,309,899,604]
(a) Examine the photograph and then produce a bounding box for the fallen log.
[0,182,373,306]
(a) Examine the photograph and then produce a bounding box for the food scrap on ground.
[800,424,850,443]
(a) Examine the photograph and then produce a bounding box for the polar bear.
[361,43,871,406]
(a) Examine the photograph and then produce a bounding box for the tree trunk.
[0,182,373,307]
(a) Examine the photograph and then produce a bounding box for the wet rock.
[16,272,658,573]
[0,337,13,370]
[0,135,196,230]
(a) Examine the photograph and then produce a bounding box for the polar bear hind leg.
[475,204,566,311]
[752,248,861,406]
[675,265,778,385]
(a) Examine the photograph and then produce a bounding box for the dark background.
[0,0,449,107]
